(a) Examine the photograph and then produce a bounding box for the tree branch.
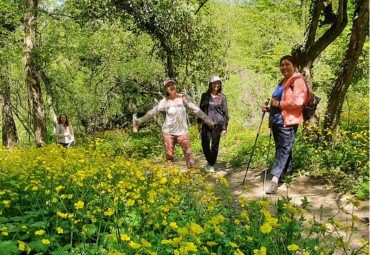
[304,0,325,49]
[195,0,209,15]
[307,0,348,61]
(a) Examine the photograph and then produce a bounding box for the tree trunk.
[0,74,19,148]
[323,0,369,136]
[39,68,58,131]
[23,0,48,147]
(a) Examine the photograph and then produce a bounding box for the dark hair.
[280,55,297,67]
[205,80,223,105]
[58,114,70,127]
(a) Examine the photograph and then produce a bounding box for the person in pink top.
[262,55,307,194]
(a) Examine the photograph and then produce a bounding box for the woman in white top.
[134,78,214,172]
[55,114,75,148]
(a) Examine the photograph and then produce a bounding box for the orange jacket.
[277,73,307,127]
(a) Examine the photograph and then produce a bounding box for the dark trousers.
[58,142,74,148]
[270,124,298,178]
[201,124,222,166]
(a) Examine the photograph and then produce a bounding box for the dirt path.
[173,155,369,251]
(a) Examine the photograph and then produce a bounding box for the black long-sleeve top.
[198,93,229,130]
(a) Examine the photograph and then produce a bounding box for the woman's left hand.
[270,98,280,108]
[221,130,227,136]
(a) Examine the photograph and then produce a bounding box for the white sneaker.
[204,164,210,172]
[207,165,215,173]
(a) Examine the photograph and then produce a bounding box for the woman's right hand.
[198,123,202,133]
[262,104,270,112]
[208,124,214,130]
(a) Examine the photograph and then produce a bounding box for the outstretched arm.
[183,95,213,127]
[134,98,166,126]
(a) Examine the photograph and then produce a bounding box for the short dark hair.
[280,55,297,67]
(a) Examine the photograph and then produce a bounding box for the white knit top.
[136,94,213,136]
[55,124,75,144]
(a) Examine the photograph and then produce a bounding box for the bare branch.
[195,0,209,15]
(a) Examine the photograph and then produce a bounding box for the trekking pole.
[263,130,272,191]
[242,98,270,185]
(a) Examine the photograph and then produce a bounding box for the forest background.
[0,0,369,197]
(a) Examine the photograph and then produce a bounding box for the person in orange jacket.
[262,55,307,194]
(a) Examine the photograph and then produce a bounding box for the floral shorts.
[162,133,194,169]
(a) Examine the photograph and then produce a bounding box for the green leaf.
[29,240,48,252]
[283,177,293,184]
[51,247,69,255]
[165,247,174,253]
[63,244,72,251]
[0,241,18,255]
[30,221,47,229]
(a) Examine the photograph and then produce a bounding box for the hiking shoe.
[207,165,215,173]
[265,181,278,194]
[204,164,209,172]
[205,164,215,173]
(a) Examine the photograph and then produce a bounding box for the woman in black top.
[198,76,229,173]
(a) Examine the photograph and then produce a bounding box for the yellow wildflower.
[259,200,270,208]
[104,208,115,216]
[129,241,141,249]
[55,185,64,192]
[177,227,188,236]
[169,222,178,229]
[35,230,45,236]
[141,239,151,248]
[254,246,267,255]
[287,244,299,251]
[120,234,130,241]
[229,241,238,248]
[18,241,26,251]
[189,222,204,235]
[234,249,245,255]
[74,201,84,210]
[41,239,50,245]
[127,199,135,206]
[260,223,272,234]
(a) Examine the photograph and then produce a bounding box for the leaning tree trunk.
[24,0,48,147]
[0,74,19,148]
[323,0,369,137]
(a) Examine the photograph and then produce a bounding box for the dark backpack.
[302,83,321,121]
[287,78,321,122]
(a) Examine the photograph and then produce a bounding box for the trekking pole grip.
[264,98,270,106]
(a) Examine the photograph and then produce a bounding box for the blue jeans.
[270,124,298,178]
